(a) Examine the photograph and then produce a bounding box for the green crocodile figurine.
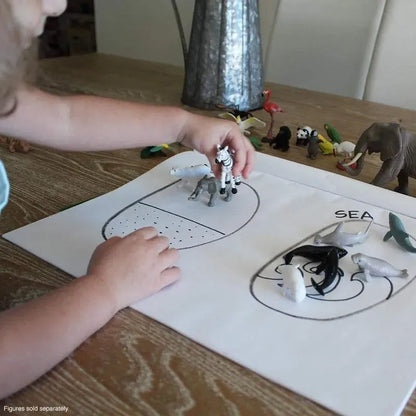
[383,212,416,252]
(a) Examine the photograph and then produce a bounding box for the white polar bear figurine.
[277,264,306,303]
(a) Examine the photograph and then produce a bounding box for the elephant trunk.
[342,144,368,176]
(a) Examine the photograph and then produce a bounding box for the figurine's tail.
[383,231,392,241]
[311,278,324,296]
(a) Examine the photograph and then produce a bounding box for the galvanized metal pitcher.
[182,0,264,111]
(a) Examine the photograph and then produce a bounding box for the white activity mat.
[4,151,416,416]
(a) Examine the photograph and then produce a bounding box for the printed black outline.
[102,179,260,250]
[250,219,416,321]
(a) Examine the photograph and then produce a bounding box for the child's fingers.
[159,266,181,288]
[159,247,180,268]
[241,144,255,178]
[148,235,170,252]
[129,226,158,240]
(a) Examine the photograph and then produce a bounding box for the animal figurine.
[269,126,291,151]
[170,164,211,178]
[277,264,306,303]
[296,126,314,146]
[218,112,266,136]
[262,89,283,140]
[188,175,232,207]
[284,245,347,295]
[333,141,356,158]
[249,137,263,151]
[284,244,348,266]
[317,134,334,155]
[351,253,408,281]
[383,212,416,252]
[314,221,372,247]
[310,248,343,295]
[324,123,342,144]
[306,131,320,159]
[216,106,254,121]
[215,145,241,195]
[141,144,174,158]
[0,136,31,153]
[342,122,416,195]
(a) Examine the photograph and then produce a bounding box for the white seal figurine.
[277,264,306,303]
[351,253,408,282]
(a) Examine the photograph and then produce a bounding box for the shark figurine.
[383,212,416,253]
[314,221,372,247]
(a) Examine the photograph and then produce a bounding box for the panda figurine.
[296,126,313,146]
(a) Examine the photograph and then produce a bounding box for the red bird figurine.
[262,89,283,140]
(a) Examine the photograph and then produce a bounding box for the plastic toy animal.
[314,221,372,247]
[284,245,347,295]
[188,175,233,207]
[0,136,31,153]
[269,126,291,151]
[310,248,343,295]
[324,123,342,144]
[383,212,416,252]
[296,126,314,146]
[170,164,211,178]
[317,134,334,155]
[215,145,240,195]
[351,253,408,281]
[342,122,416,195]
[216,106,254,121]
[284,245,348,265]
[277,264,306,302]
[333,141,355,158]
[262,89,283,140]
[218,112,266,136]
[307,131,320,159]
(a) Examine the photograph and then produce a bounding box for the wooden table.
[0,53,415,415]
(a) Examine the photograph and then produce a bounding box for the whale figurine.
[284,245,347,296]
[283,245,347,265]
[383,212,416,253]
[311,248,344,295]
[314,221,372,247]
[351,253,408,281]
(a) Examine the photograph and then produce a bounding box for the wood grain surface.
[0,54,415,416]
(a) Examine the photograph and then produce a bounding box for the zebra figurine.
[215,145,241,194]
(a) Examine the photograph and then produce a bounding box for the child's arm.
[0,227,179,399]
[0,87,255,178]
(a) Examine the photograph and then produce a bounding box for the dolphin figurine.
[383,212,416,253]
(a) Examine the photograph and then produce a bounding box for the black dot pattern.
[103,203,221,248]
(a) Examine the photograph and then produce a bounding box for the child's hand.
[179,113,255,179]
[87,227,180,311]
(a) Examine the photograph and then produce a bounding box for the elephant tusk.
[343,152,363,167]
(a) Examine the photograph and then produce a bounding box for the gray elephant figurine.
[343,122,416,195]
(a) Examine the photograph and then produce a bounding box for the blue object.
[0,160,10,213]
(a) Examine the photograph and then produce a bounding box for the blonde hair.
[0,2,37,116]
